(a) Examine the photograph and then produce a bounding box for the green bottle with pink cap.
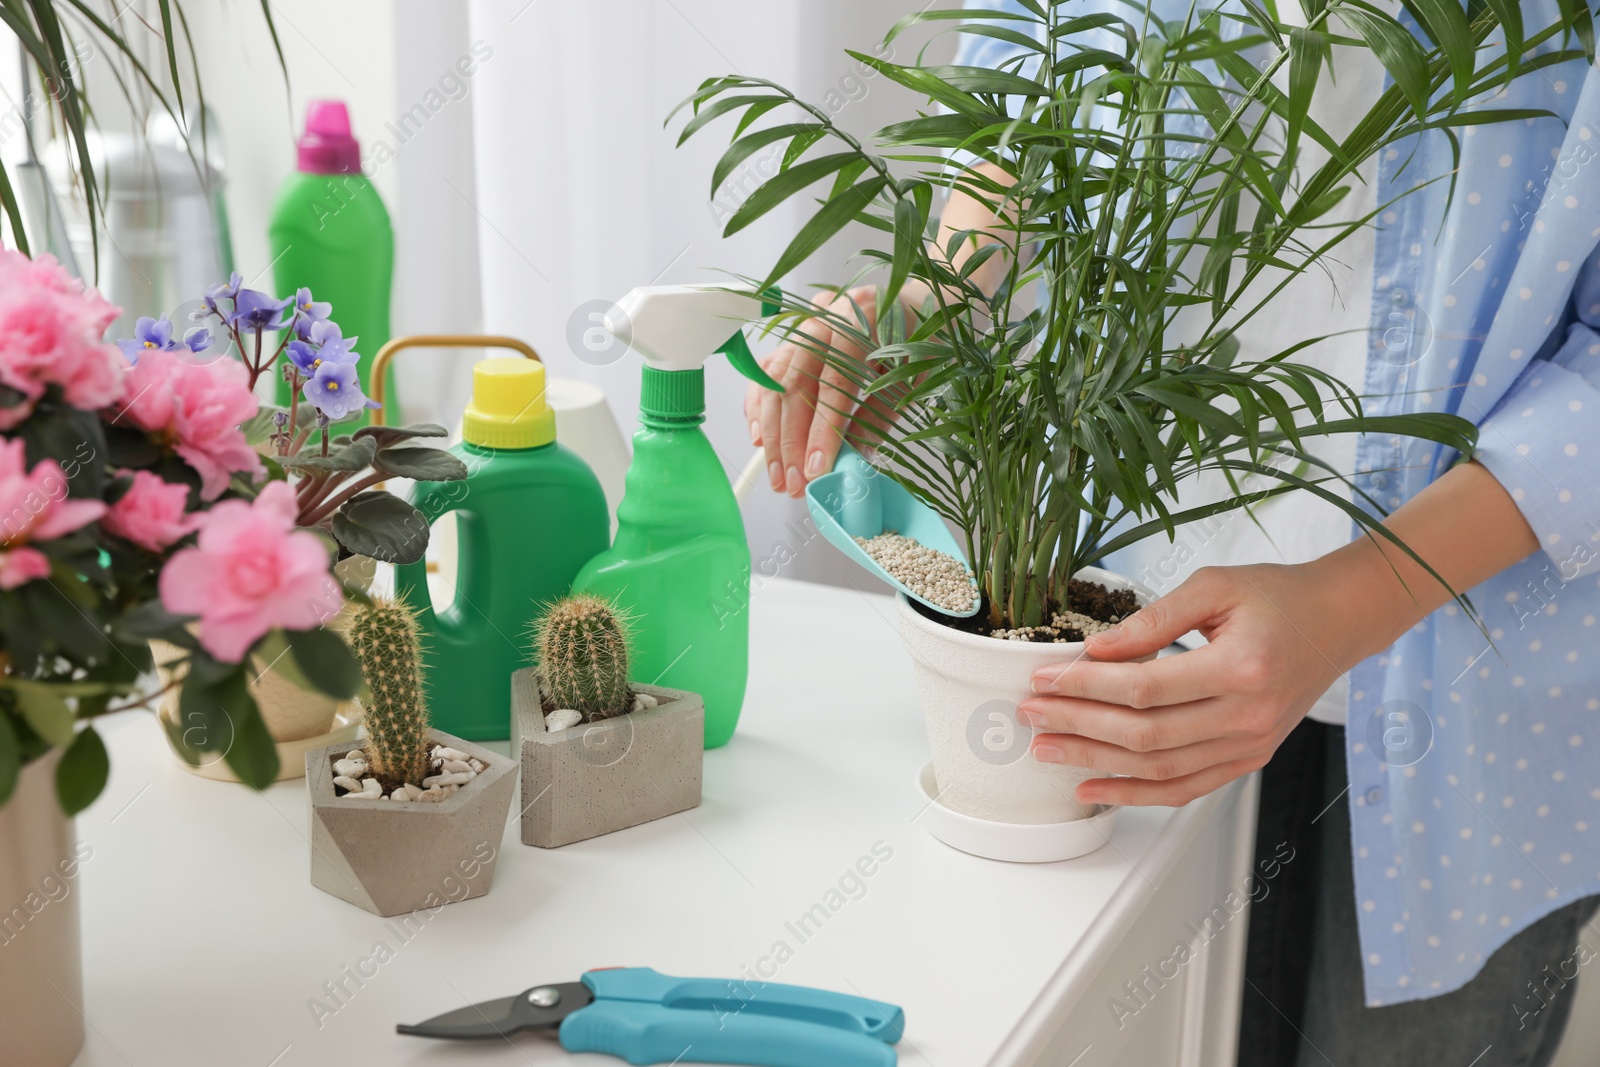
[268,99,395,427]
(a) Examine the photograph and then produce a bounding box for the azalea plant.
[0,250,360,810]
[677,0,1590,631]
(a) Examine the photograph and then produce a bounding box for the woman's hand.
[1019,459,1543,808]
[745,285,910,498]
[1020,563,1356,808]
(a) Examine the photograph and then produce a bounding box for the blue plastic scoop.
[804,445,979,618]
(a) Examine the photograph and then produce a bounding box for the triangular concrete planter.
[305,729,515,917]
[510,667,703,848]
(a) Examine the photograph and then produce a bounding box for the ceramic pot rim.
[895,564,1157,656]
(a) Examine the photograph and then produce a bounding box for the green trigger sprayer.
[571,285,781,748]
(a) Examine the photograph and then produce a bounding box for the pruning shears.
[398,966,905,1066]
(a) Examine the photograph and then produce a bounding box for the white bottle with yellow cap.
[395,357,610,740]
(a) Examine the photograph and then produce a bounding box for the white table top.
[71,577,1205,1067]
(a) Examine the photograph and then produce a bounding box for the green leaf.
[55,725,109,816]
[15,684,75,747]
[884,196,922,309]
[331,491,430,565]
[253,630,317,694]
[352,422,449,445]
[285,628,363,701]
[1401,0,1476,104]
[1480,0,1524,76]
[283,436,377,473]
[0,714,19,807]
[724,152,864,237]
[223,692,279,789]
[373,445,469,482]
[762,176,887,287]
[1338,5,1432,120]
[712,123,822,195]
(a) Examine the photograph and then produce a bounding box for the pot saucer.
[915,761,1118,863]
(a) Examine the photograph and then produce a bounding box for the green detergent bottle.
[396,358,609,740]
[572,286,782,748]
[267,100,394,427]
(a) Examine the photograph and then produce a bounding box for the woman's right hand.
[746,285,908,498]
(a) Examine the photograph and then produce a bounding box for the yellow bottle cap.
[462,358,555,449]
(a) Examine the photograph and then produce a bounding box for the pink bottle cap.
[296,100,361,175]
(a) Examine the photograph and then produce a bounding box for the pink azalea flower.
[159,481,341,663]
[113,348,263,500]
[0,438,107,590]
[0,251,125,427]
[103,470,200,552]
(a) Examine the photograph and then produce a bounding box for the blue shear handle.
[561,968,904,1066]
[559,1001,897,1067]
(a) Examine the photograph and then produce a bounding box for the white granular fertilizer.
[855,532,977,613]
[991,609,1114,643]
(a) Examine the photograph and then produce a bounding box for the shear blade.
[398,982,593,1040]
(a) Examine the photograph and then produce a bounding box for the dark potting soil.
[912,577,1139,644]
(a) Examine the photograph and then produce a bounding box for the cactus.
[532,593,632,722]
[348,598,430,786]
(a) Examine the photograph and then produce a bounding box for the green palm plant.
[1,0,287,264]
[675,0,1591,631]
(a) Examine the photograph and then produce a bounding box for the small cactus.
[348,598,430,786]
[532,593,632,722]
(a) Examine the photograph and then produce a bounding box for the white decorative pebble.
[546,708,582,732]
[333,775,363,793]
[423,771,474,789]
[433,746,471,763]
[391,788,411,802]
[345,750,365,761]
[404,783,423,800]
[634,692,658,710]
[361,778,383,798]
[467,759,485,773]
[333,758,368,778]
[416,788,447,803]
[442,759,472,774]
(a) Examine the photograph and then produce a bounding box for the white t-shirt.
[1109,25,1385,724]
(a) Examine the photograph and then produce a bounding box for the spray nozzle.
[607,285,785,393]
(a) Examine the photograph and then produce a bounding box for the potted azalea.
[136,278,466,769]
[675,1,1580,833]
[0,250,362,1064]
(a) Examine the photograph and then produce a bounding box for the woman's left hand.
[1019,563,1355,808]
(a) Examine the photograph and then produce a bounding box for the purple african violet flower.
[285,339,320,376]
[183,326,212,353]
[228,288,293,331]
[307,320,358,362]
[202,271,243,315]
[290,287,333,340]
[302,361,379,421]
[117,315,183,361]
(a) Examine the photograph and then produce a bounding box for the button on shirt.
[957,0,1600,1005]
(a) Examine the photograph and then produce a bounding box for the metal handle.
[368,334,541,427]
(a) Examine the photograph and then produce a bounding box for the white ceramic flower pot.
[896,566,1155,826]
[0,751,86,1066]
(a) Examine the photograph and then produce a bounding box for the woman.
[748,2,1600,1064]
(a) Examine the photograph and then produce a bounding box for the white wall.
[466,0,954,586]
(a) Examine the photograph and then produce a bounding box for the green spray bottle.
[396,358,610,740]
[572,286,782,749]
[267,100,394,428]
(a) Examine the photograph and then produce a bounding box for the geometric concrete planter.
[305,729,516,917]
[509,667,703,848]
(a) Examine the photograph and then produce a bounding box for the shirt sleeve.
[1473,244,1600,580]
